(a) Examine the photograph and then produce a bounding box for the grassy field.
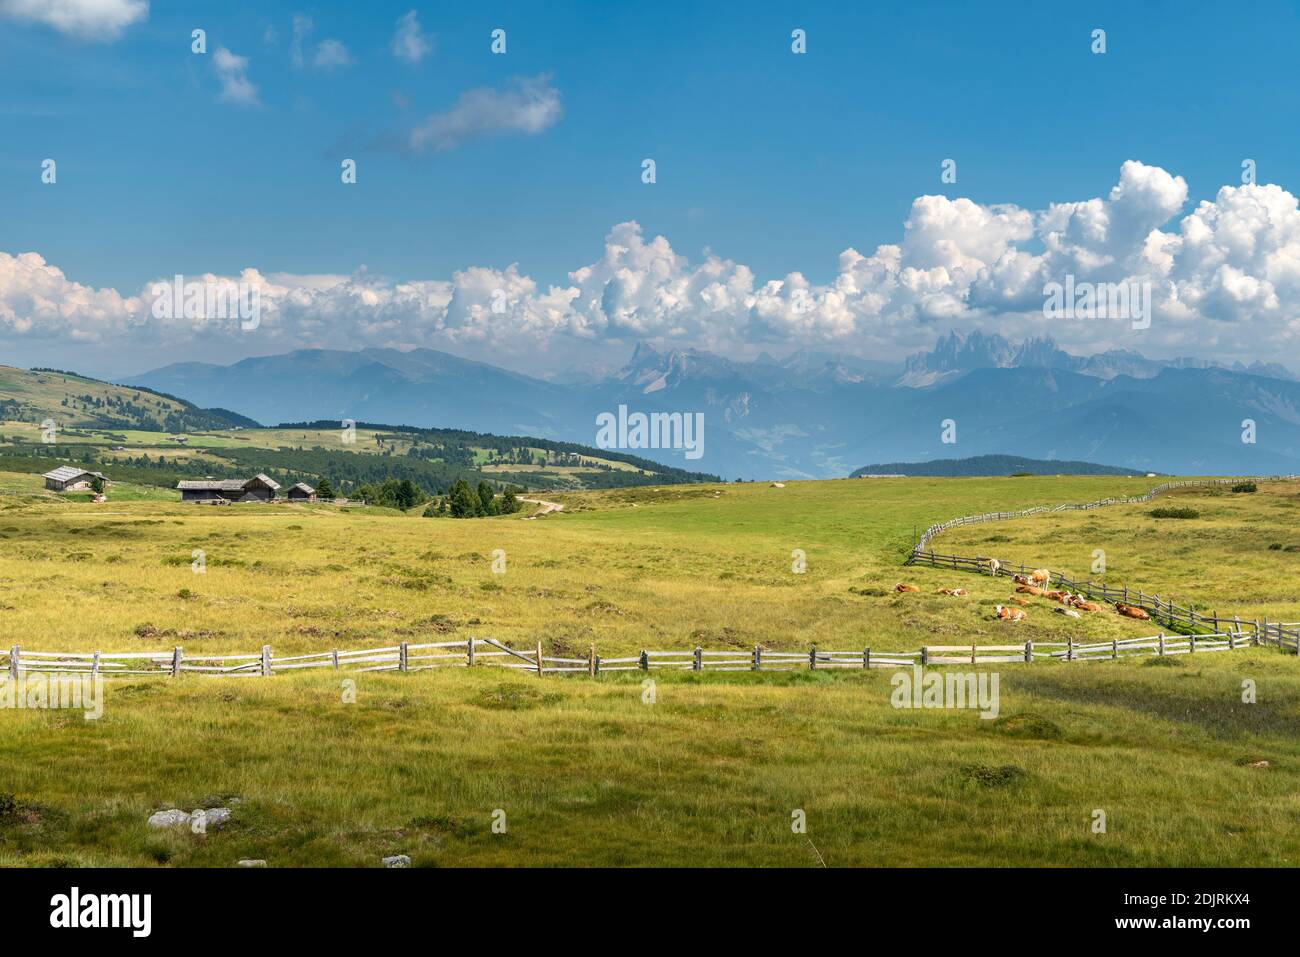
[941,480,1300,625]
[1,472,1298,866]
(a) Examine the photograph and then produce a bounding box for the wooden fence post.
[1189,634,1196,654]
[331,649,340,670]
[971,642,977,666]
[1066,636,1074,662]
[536,640,544,677]
[809,644,817,670]
[594,654,602,676]
[171,646,183,677]
[1228,631,1236,651]
[1157,634,1165,657]
[8,646,17,679]
[863,647,871,669]
[91,651,100,677]
[260,644,272,676]
[753,645,762,671]
[639,650,648,671]
[921,646,929,667]
[1111,639,1118,660]
[1024,640,1032,663]
[467,637,476,667]
[693,646,702,672]
[399,642,409,672]
[588,644,596,677]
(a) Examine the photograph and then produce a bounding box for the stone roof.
[43,466,105,482]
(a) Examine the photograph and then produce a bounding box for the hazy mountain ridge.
[128,336,1300,479]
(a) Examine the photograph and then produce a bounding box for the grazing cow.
[1054,606,1081,619]
[936,587,969,596]
[895,583,921,593]
[1016,584,1047,596]
[987,559,1001,577]
[994,604,1027,621]
[1116,602,1151,620]
[1030,568,1051,589]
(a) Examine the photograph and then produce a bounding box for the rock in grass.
[196,807,232,830]
[147,809,191,828]
[236,859,267,868]
[382,855,411,868]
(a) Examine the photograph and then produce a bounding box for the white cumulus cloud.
[3,162,1300,372]
[213,47,258,105]
[0,0,147,40]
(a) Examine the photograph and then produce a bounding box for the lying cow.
[1067,596,1103,612]
[994,604,1027,621]
[1016,584,1047,596]
[936,587,969,596]
[1116,602,1151,620]
[895,583,921,593]
[1054,606,1081,619]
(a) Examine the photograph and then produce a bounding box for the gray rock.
[147,809,191,828]
[236,859,267,868]
[382,855,411,868]
[198,807,232,829]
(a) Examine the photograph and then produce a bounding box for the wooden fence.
[0,627,1272,681]
[904,474,1300,655]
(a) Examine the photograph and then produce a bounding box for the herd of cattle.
[894,567,1154,624]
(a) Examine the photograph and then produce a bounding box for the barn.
[43,466,107,492]
[286,482,316,502]
[177,473,281,503]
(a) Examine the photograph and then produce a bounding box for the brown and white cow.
[895,583,921,593]
[994,604,1027,621]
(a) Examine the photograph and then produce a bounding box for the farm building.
[286,482,316,502]
[176,473,280,503]
[43,466,107,492]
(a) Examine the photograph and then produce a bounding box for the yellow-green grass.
[939,480,1300,626]
[1,657,1297,867]
[0,473,1206,661]
[3,471,1300,867]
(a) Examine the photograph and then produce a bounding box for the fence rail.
[0,627,1274,681]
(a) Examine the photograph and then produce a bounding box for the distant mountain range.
[851,455,1150,478]
[127,332,1300,479]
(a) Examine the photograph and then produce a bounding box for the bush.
[1150,507,1199,519]
[1232,482,1258,493]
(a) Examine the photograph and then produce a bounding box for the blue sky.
[3,0,1299,377]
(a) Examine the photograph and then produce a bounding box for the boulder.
[147,809,191,829]
[382,855,411,868]
[236,859,267,868]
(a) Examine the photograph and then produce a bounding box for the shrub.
[1232,482,1258,493]
[1150,507,1199,519]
